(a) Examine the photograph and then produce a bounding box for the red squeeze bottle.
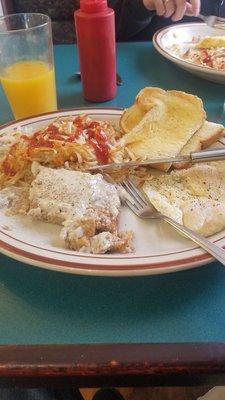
[74,0,117,102]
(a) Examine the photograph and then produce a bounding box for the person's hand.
[143,0,200,21]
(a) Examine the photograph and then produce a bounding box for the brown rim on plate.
[0,106,125,130]
[0,236,214,273]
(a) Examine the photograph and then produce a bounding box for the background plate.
[153,23,225,84]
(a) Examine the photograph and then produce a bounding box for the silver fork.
[198,14,225,30]
[121,179,225,266]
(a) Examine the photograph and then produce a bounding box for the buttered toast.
[174,121,225,169]
[121,87,206,171]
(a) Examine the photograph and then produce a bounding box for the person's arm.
[110,0,200,40]
[109,0,155,40]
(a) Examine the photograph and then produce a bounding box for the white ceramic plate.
[0,108,223,277]
[153,23,225,84]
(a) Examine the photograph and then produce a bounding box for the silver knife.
[88,148,225,172]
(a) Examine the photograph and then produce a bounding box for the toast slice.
[122,87,206,171]
[120,87,167,133]
[174,121,225,169]
[120,104,146,134]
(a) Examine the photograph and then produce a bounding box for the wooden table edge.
[0,343,225,387]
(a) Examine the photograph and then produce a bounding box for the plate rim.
[153,22,225,77]
[0,107,218,276]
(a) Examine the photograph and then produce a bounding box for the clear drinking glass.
[0,13,57,120]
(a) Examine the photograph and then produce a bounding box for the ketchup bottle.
[74,0,117,102]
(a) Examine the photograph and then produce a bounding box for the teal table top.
[0,42,225,345]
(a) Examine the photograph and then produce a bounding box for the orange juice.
[0,60,57,119]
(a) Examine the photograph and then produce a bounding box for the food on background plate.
[196,36,225,49]
[170,35,225,71]
[1,86,225,254]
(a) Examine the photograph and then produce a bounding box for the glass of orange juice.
[0,13,57,120]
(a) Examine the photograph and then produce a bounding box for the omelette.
[143,161,225,237]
